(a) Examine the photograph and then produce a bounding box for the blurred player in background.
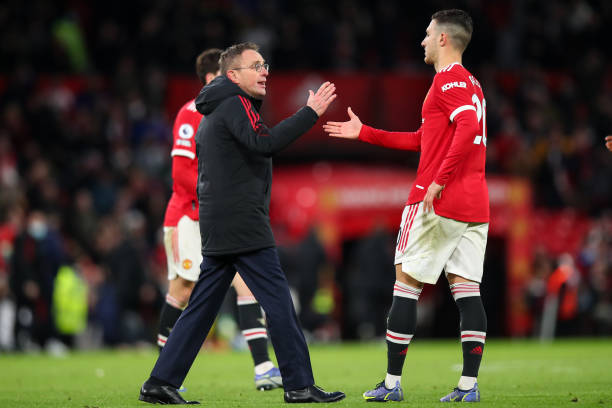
[158,48,281,391]
[325,9,488,403]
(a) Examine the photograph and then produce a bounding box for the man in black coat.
[139,42,344,404]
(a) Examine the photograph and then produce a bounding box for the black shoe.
[284,385,345,403]
[139,381,200,404]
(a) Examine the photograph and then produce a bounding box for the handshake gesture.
[304,82,363,140]
[323,107,363,139]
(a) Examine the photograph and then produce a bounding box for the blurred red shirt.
[163,100,201,226]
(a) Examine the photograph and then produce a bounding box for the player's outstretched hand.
[606,135,612,152]
[323,107,362,140]
[423,181,444,213]
[307,82,337,117]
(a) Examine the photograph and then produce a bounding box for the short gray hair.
[219,42,259,75]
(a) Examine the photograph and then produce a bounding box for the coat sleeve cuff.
[301,106,320,121]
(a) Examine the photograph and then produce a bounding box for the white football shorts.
[163,215,202,282]
[394,202,488,284]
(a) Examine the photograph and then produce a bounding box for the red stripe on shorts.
[398,204,418,253]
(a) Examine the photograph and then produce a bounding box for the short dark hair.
[219,42,259,75]
[431,9,473,52]
[195,48,222,84]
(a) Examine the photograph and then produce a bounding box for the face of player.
[229,49,269,99]
[421,19,440,66]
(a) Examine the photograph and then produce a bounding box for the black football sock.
[385,281,422,381]
[451,282,487,386]
[157,294,185,352]
[237,297,270,366]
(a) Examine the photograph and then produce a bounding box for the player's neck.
[434,53,462,73]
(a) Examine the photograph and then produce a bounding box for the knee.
[395,264,424,289]
[168,279,195,307]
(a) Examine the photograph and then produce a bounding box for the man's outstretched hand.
[323,107,363,140]
[306,82,337,117]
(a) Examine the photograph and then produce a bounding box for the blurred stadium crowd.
[0,0,611,351]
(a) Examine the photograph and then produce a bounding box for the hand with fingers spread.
[423,181,444,213]
[306,81,337,117]
[323,107,363,140]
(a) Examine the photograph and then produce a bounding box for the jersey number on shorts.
[471,94,487,147]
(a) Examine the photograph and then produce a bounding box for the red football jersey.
[163,99,201,226]
[360,62,489,223]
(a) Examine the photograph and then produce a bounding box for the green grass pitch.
[1,339,611,407]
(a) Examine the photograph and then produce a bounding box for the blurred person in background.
[290,225,330,334]
[94,216,154,345]
[68,189,100,256]
[525,247,553,336]
[344,225,395,340]
[0,200,24,351]
[605,135,612,151]
[9,210,64,350]
[326,9,488,403]
[140,42,343,405]
[539,253,580,339]
[157,48,282,391]
[577,215,612,334]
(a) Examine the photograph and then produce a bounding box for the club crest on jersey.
[441,81,466,92]
[182,259,193,270]
[178,123,194,139]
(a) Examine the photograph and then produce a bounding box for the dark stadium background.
[0,0,610,352]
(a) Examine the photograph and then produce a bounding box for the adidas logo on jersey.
[441,81,467,92]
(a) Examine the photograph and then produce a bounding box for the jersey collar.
[437,62,463,73]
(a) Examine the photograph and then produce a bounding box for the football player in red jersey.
[325,9,488,403]
[158,48,281,391]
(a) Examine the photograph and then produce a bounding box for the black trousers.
[150,247,315,391]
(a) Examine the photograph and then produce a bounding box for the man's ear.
[226,70,240,84]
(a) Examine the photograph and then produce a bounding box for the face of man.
[421,19,440,66]
[228,49,268,99]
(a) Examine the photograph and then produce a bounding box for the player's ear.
[439,32,448,47]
